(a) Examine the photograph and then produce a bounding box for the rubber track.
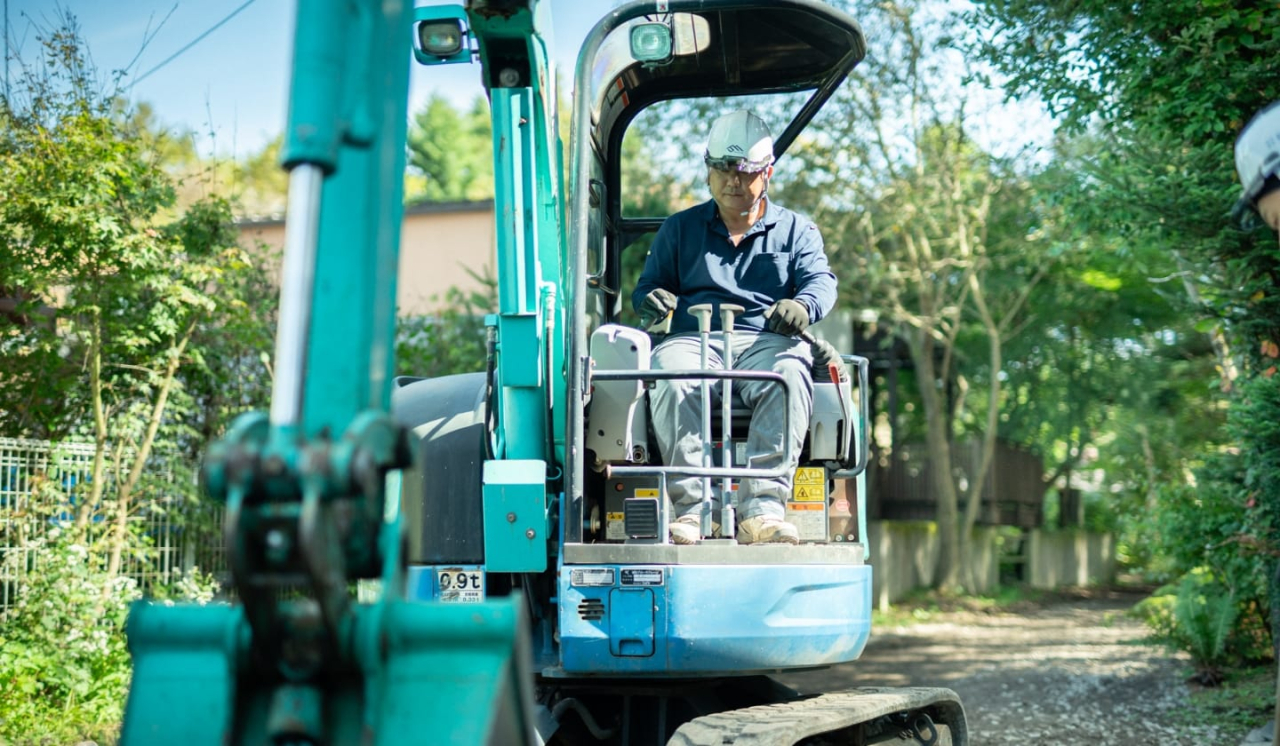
[668,687,968,746]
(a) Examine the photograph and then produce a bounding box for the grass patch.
[871,585,1052,627]
[1171,665,1274,742]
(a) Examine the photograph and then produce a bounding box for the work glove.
[641,288,678,320]
[765,298,810,336]
[809,338,848,383]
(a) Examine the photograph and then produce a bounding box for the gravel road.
[777,589,1237,745]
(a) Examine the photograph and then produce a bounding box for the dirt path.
[776,589,1231,745]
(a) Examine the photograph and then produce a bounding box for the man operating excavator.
[633,109,838,545]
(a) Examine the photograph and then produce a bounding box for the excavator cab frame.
[564,0,867,546]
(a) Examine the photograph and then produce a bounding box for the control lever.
[718,304,745,539]
[687,303,716,541]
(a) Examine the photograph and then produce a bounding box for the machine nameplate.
[438,567,485,603]
[620,568,664,586]
[571,568,616,587]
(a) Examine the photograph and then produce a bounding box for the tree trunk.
[103,319,197,589]
[912,330,962,590]
[959,274,1003,591]
[77,309,106,538]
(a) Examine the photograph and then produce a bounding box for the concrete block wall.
[1025,530,1117,589]
[866,521,939,611]
[865,520,1116,608]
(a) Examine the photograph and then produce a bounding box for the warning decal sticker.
[791,467,826,501]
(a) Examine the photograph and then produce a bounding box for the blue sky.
[4,0,604,158]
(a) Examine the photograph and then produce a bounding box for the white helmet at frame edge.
[705,110,774,173]
[1235,101,1280,210]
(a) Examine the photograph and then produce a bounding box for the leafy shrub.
[0,523,137,743]
[396,268,497,379]
[1146,444,1274,664]
[1134,570,1241,685]
[0,477,221,744]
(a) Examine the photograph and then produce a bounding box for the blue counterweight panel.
[556,563,871,676]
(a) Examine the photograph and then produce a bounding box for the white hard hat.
[1235,101,1280,208]
[705,110,774,173]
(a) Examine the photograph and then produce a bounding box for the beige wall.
[239,200,496,317]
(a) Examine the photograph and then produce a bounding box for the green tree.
[967,0,1280,649]
[0,14,253,738]
[616,110,699,327]
[226,133,290,216]
[406,93,494,202]
[776,0,1053,590]
[984,140,1221,535]
[0,28,251,575]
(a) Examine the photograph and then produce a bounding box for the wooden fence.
[866,440,1045,528]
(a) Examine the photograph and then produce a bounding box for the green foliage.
[0,23,173,438]
[966,0,1280,140]
[0,469,220,744]
[0,15,267,445]
[1233,373,1280,539]
[0,12,270,468]
[964,0,1280,639]
[1172,576,1238,677]
[0,486,136,743]
[1138,372,1280,661]
[406,94,494,202]
[614,112,697,327]
[228,134,290,216]
[0,17,266,739]
[1158,461,1269,593]
[1171,665,1274,744]
[1133,571,1240,684]
[396,268,497,378]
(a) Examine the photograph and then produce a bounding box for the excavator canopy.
[585,0,866,168]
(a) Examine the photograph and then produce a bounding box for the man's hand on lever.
[808,336,848,383]
[642,288,678,334]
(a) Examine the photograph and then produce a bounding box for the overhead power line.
[129,0,257,89]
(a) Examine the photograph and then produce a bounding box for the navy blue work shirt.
[632,198,837,335]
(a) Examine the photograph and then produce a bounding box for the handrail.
[590,368,795,481]
[830,355,870,479]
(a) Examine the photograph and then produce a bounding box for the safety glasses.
[704,155,769,175]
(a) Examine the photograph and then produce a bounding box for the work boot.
[738,516,799,545]
[669,514,720,545]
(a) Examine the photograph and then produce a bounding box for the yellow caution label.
[792,467,825,501]
[635,488,659,497]
[792,484,826,501]
[607,512,624,522]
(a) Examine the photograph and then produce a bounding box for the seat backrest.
[586,325,652,467]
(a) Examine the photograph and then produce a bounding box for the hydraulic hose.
[550,698,617,741]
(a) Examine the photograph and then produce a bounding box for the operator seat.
[585,323,851,471]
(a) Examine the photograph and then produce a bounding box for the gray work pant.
[649,330,813,521]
